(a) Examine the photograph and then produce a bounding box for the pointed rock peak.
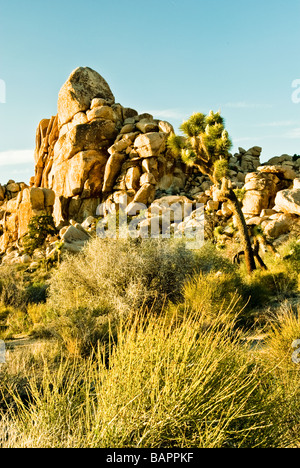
[57,67,115,128]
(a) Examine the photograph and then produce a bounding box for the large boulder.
[62,224,90,243]
[274,188,300,215]
[102,153,126,193]
[134,132,167,158]
[242,172,278,216]
[258,165,297,181]
[57,67,115,127]
[18,187,55,238]
[263,214,294,238]
[52,119,118,165]
[29,67,185,227]
[51,150,108,198]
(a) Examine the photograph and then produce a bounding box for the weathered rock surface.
[242,172,279,216]
[263,214,294,239]
[57,67,115,127]
[0,185,55,252]
[274,184,300,216]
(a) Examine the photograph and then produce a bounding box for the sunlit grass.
[0,311,283,448]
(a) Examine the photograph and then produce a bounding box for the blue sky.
[0,0,299,184]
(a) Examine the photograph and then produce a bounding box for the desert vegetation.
[1,234,300,448]
[0,67,300,449]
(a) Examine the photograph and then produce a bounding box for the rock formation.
[33,66,184,228]
[0,183,55,253]
[0,66,300,264]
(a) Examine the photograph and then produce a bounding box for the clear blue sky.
[0,0,299,184]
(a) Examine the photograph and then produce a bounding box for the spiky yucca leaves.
[168,111,232,180]
[167,135,187,158]
[213,159,230,184]
[179,112,206,137]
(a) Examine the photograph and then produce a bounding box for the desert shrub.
[0,306,10,322]
[4,308,30,337]
[0,266,27,310]
[180,271,246,327]
[27,303,49,325]
[23,214,56,256]
[0,339,63,415]
[0,312,285,448]
[257,308,300,447]
[263,308,300,370]
[0,306,12,339]
[281,239,300,276]
[24,282,48,305]
[179,249,296,328]
[242,265,297,306]
[0,265,50,338]
[48,306,115,356]
[0,265,49,311]
[193,242,235,273]
[47,237,201,317]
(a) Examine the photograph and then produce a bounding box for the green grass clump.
[179,271,246,327]
[0,265,49,311]
[0,265,50,339]
[263,309,300,370]
[45,305,115,357]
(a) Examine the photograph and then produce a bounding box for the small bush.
[194,242,235,274]
[24,283,48,305]
[281,239,300,276]
[48,306,115,356]
[23,214,57,256]
[5,308,30,337]
[0,266,27,310]
[180,271,246,327]
[263,308,300,370]
[0,264,49,311]
[27,303,49,325]
[243,266,297,306]
[47,237,201,318]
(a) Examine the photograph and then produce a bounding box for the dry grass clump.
[0,311,285,448]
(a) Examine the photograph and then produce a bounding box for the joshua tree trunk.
[214,178,256,275]
[225,188,257,274]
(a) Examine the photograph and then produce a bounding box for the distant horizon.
[0,0,299,184]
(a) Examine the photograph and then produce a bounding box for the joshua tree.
[168,111,257,274]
